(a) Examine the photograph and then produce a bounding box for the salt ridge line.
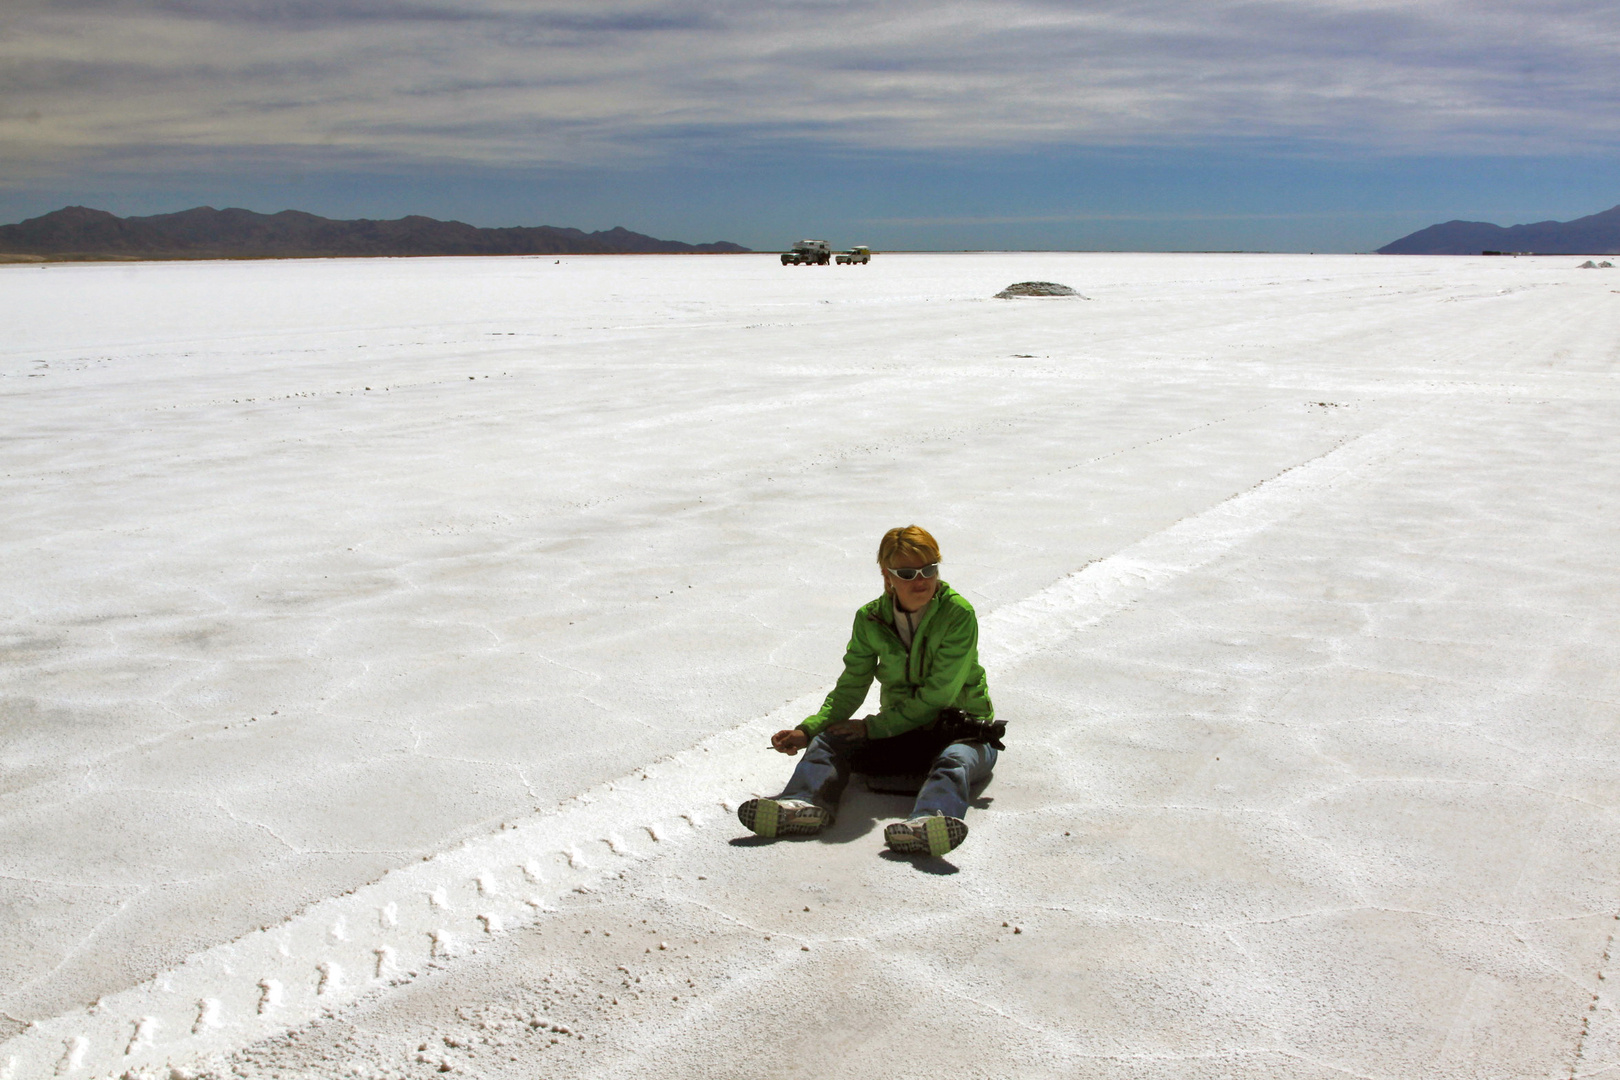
[0,425,1400,1080]
[982,424,1403,669]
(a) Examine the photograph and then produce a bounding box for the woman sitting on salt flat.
[738,525,1004,857]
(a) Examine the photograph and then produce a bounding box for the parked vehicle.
[781,239,832,265]
[836,246,871,265]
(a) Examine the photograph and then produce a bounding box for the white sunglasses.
[884,563,939,581]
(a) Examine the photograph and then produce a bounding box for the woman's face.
[884,553,941,612]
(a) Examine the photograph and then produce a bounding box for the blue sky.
[4,0,1619,251]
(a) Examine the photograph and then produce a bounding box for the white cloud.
[3,0,1618,177]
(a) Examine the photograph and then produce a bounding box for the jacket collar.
[869,582,953,633]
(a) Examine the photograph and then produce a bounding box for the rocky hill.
[1378,204,1620,255]
[0,206,751,260]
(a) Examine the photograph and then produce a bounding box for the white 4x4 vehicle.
[781,239,831,265]
[836,245,871,265]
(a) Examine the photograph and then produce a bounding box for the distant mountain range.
[1378,204,1620,255]
[0,206,751,261]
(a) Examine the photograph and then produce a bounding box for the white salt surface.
[1,252,1617,1078]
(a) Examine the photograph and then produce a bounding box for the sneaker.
[883,814,968,856]
[737,798,829,838]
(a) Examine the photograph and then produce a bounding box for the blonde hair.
[878,525,941,573]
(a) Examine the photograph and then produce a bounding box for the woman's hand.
[771,729,809,755]
[825,717,867,740]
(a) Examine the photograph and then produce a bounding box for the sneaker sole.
[738,799,826,838]
[884,815,968,857]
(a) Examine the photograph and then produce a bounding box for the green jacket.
[798,582,995,740]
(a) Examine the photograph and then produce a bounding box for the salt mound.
[1578,260,1614,269]
[995,281,1081,298]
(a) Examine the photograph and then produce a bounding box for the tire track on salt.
[0,424,1408,1080]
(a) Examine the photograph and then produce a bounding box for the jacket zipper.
[868,590,943,687]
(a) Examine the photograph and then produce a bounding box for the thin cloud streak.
[3,0,1619,178]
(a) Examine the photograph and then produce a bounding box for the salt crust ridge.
[0,427,1401,1080]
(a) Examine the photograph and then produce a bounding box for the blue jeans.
[776,728,997,821]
